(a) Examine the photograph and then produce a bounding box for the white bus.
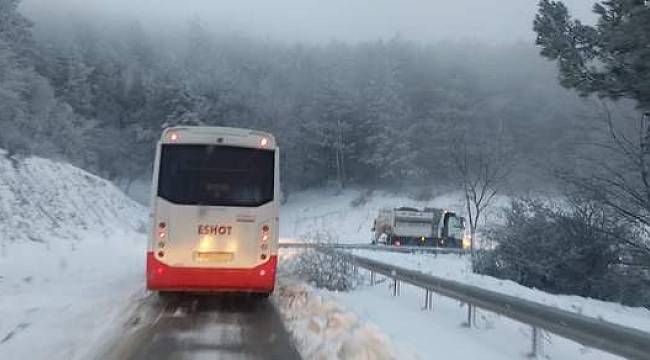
[146,126,280,296]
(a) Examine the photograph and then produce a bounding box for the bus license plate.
[195,252,234,262]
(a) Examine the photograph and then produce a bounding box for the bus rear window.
[157,144,275,207]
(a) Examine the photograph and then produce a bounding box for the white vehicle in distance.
[146,126,280,297]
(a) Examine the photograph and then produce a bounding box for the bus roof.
[161,126,277,149]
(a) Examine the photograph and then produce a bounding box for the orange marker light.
[169,132,179,141]
[260,137,268,147]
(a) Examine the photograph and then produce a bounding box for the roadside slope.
[0,151,148,360]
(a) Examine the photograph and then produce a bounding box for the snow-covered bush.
[292,230,363,291]
[294,249,362,291]
[477,197,650,308]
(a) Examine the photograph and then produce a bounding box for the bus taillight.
[261,225,270,242]
[158,221,168,239]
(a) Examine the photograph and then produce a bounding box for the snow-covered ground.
[275,248,627,360]
[0,152,147,359]
[1,165,646,360]
[350,251,650,334]
[279,188,649,360]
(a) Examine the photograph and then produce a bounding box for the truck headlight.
[462,235,471,249]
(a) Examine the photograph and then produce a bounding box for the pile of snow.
[274,279,406,360]
[0,152,148,359]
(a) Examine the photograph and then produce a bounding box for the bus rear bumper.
[146,252,277,293]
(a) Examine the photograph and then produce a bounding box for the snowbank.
[0,152,147,359]
[274,279,406,360]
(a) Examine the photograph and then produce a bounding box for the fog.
[21,0,595,44]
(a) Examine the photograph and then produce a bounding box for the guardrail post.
[390,270,400,296]
[423,289,433,311]
[529,326,541,358]
[370,271,376,286]
[465,304,473,328]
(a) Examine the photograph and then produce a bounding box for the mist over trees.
[0,0,611,194]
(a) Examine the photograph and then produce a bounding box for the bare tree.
[558,101,650,267]
[454,131,512,262]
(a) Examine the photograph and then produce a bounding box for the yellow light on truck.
[260,137,269,147]
[462,235,471,249]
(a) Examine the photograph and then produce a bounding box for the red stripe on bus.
[146,252,277,293]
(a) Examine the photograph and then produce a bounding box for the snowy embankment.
[0,151,147,359]
[278,188,649,359]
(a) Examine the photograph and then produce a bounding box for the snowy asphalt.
[103,293,301,360]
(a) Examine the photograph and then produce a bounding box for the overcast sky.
[21,0,596,44]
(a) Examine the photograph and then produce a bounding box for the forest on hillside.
[2,0,634,195]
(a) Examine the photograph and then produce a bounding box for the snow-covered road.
[102,293,300,360]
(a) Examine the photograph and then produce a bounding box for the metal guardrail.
[280,243,650,360]
[280,242,468,255]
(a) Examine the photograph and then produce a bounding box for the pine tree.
[534,0,650,111]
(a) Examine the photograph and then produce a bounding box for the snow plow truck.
[371,207,469,248]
